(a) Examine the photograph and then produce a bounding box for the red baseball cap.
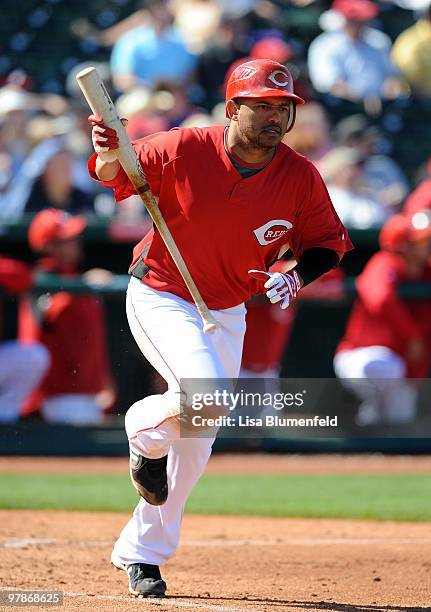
[379,212,431,251]
[28,208,87,251]
[332,0,378,21]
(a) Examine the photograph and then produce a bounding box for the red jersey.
[18,259,114,411]
[89,125,352,309]
[336,251,431,377]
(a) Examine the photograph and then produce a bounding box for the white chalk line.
[182,538,431,546]
[2,536,431,549]
[0,586,252,612]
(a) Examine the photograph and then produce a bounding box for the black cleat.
[129,451,168,505]
[113,561,167,598]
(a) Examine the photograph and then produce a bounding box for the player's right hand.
[248,269,302,309]
[88,114,119,162]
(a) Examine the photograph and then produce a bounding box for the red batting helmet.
[379,212,431,252]
[225,59,305,119]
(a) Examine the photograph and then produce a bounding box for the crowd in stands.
[1,0,431,426]
[1,0,431,228]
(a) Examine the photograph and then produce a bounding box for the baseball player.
[19,209,116,423]
[88,59,352,597]
[334,211,431,425]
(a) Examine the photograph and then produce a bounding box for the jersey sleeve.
[289,161,353,261]
[87,131,175,202]
[356,254,423,343]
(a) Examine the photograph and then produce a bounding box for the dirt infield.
[1,455,430,612]
[2,453,431,475]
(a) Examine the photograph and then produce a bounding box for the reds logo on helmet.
[267,70,290,88]
[253,219,293,246]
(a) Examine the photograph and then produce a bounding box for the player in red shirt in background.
[334,211,431,425]
[19,209,116,424]
[0,257,50,423]
[88,59,352,597]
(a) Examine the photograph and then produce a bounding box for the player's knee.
[363,354,405,379]
[125,400,145,439]
[125,395,176,439]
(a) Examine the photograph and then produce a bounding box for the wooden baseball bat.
[76,67,219,334]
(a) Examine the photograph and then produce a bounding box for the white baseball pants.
[0,340,50,423]
[334,346,418,425]
[112,277,246,566]
[41,395,104,424]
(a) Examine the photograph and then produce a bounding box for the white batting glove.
[248,269,302,309]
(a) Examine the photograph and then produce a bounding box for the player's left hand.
[88,114,128,162]
[248,269,302,309]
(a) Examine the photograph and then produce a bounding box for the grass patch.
[0,473,430,521]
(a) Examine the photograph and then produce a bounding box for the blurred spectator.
[334,212,431,425]
[180,112,214,128]
[333,114,409,210]
[1,138,95,219]
[152,81,200,128]
[172,0,222,54]
[251,36,293,64]
[116,87,168,140]
[392,0,430,8]
[197,14,250,110]
[25,144,95,215]
[0,85,71,195]
[217,0,258,18]
[0,256,50,423]
[0,87,35,192]
[307,0,403,102]
[283,101,333,164]
[110,0,197,93]
[391,5,431,98]
[19,209,116,424]
[321,146,389,228]
[404,160,431,214]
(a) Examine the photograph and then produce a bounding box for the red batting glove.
[248,269,302,309]
[88,114,119,162]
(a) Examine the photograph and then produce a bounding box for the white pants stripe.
[112,277,246,566]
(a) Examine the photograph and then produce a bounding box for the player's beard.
[239,123,284,152]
